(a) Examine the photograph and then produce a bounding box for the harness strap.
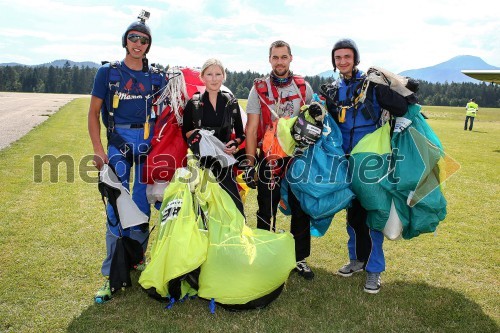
[254,76,307,144]
[107,61,122,132]
[191,92,203,128]
[103,61,164,160]
[191,91,241,143]
[105,61,165,130]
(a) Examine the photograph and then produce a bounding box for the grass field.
[0,98,498,333]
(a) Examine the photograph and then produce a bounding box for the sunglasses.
[127,34,150,45]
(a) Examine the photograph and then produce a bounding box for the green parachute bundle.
[380,104,447,239]
[139,163,296,310]
[196,175,295,308]
[139,168,207,298]
[349,104,448,240]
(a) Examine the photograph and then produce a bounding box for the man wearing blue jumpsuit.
[88,13,166,303]
[321,39,408,293]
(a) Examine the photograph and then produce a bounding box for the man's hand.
[242,166,257,189]
[93,148,108,170]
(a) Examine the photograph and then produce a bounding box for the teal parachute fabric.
[348,104,447,239]
[282,113,354,237]
[380,104,447,239]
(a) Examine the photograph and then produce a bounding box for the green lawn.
[0,99,498,333]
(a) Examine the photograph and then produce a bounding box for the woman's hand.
[224,139,239,155]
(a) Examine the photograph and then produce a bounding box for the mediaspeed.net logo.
[32,137,460,208]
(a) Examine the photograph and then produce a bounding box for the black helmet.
[331,38,360,71]
[292,115,323,147]
[122,13,152,54]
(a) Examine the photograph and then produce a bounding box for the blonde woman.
[182,58,245,213]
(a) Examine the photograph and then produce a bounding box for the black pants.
[256,158,311,262]
[464,116,475,130]
[346,199,371,262]
[211,164,245,216]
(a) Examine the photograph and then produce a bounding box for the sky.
[1,0,499,76]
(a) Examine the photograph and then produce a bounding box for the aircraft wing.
[461,70,500,84]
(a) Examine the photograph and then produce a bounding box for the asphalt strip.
[0,92,89,150]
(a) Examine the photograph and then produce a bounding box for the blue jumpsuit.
[91,61,166,276]
[325,70,407,273]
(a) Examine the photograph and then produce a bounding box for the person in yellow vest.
[464,98,478,131]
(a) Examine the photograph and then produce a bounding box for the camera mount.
[138,10,150,24]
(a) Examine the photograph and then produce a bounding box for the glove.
[291,115,322,147]
[307,102,324,123]
[242,166,257,189]
[187,130,202,157]
[405,77,419,93]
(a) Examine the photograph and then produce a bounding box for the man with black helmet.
[88,11,166,303]
[321,38,408,293]
[244,40,317,280]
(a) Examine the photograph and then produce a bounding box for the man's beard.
[272,67,289,77]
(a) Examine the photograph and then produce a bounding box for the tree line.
[0,62,96,94]
[1,62,498,107]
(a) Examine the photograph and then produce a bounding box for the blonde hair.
[200,58,226,82]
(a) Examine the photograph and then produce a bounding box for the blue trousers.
[101,126,152,277]
[346,199,385,273]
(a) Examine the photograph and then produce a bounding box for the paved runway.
[0,92,89,150]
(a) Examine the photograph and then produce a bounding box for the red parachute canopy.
[181,67,206,97]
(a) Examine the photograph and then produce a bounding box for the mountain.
[0,59,100,69]
[399,55,500,84]
[41,59,101,68]
[315,56,499,84]
[0,62,26,67]
[317,70,339,80]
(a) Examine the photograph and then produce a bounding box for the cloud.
[0,0,499,75]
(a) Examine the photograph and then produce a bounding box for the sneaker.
[364,272,381,294]
[295,260,315,280]
[337,260,365,277]
[94,278,112,304]
[134,261,146,271]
